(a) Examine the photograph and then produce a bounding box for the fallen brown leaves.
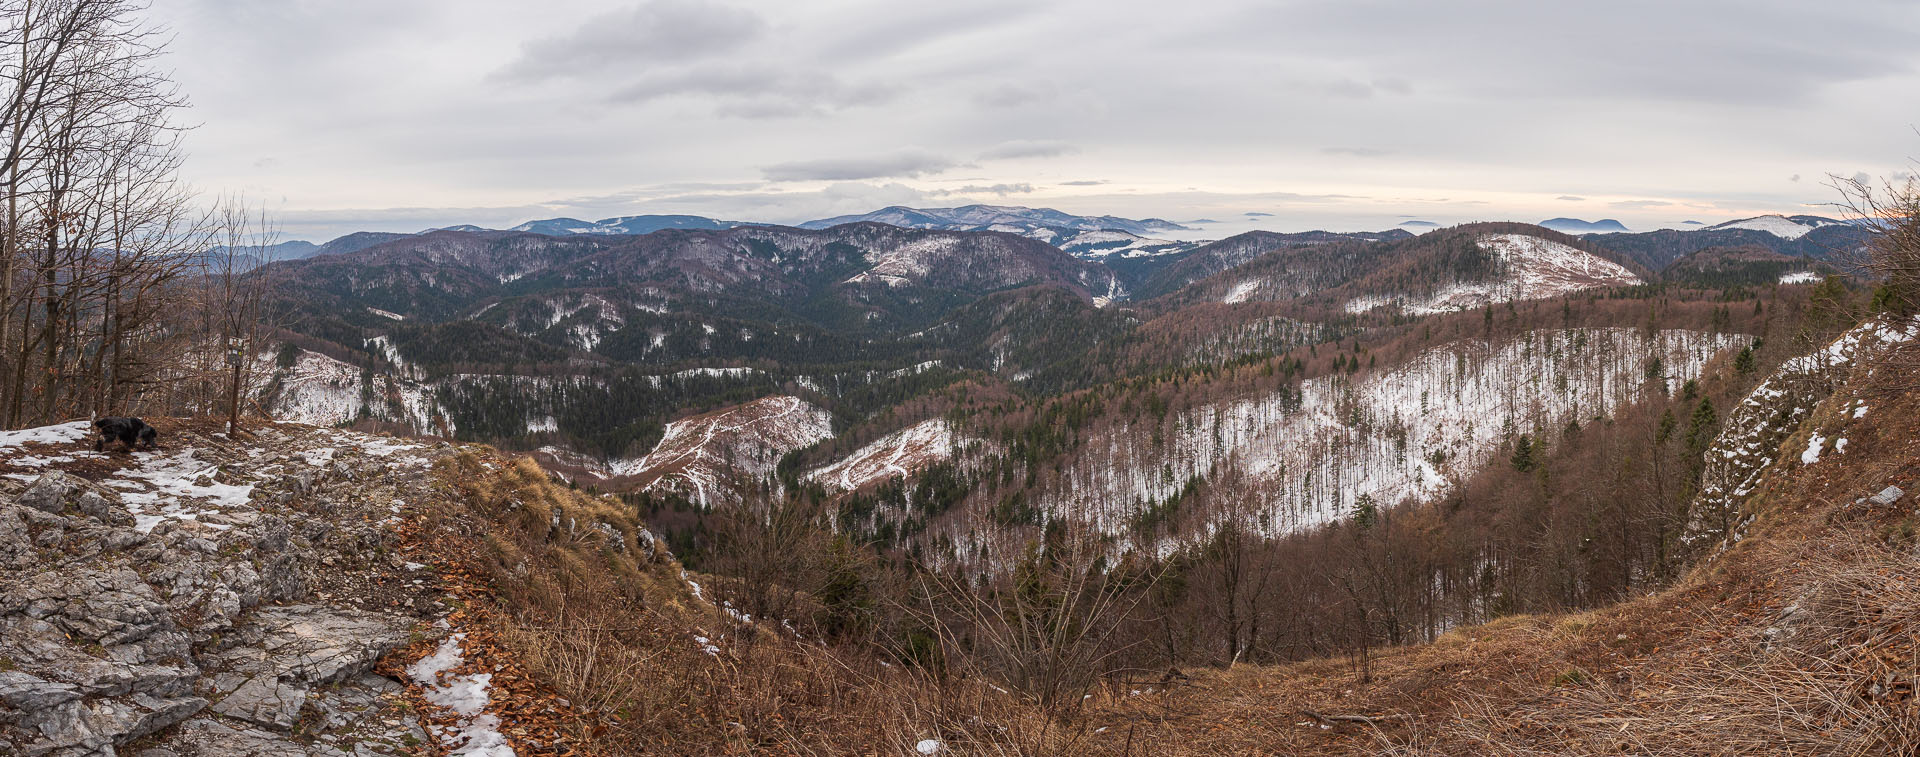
[380,453,595,756]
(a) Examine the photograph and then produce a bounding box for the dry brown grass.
[419,448,1116,756]
[1055,345,1920,756]
[400,338,1920,756]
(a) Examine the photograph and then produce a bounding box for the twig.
[1303,709,1415,726]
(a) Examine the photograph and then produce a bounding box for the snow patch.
[110,450,257,533]
[808,419,980,493]
[1709,215,1834,240]
[1399,234,1641,315]
[0,421,92,450]
[1801,433,1825,465]
[1222,280,1260,304]
[408,634,515,756]
[613,396,834,508]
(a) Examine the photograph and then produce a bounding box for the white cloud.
[979,140,1077,160]
[497,0,768,81]
[146,0,1920,241]
[763,151,960,182]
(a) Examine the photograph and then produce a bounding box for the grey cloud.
[1372,77,1413,95]
[498,0,766,81]
[973,83,1057,109]
[610,66,897,115]
[979,140,1077,160]
[763,151,959,182]
[1059,180,1108,186]
[1228,1,1917,106]
[1322,146,1393,157]
[1609,199,1673,209]
[937,183,1035,196]
[1557,195,1585,201]
[146,0,1920,243]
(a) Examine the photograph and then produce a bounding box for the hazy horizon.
[156,0,1920,241]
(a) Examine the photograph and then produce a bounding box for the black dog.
[93,416,158,452]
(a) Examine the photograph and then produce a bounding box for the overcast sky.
[153,0,1920,242]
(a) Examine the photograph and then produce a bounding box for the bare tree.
[0,0,198,429]
[1832,168,1920,389]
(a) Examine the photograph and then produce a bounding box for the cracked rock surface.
[0,422,456,756]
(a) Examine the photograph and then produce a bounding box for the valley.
[1,2,1915,752]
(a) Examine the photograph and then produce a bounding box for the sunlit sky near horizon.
[156,0,1920,242]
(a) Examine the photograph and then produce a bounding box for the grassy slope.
[1073,335,1920,756]
[413,322,1918,756]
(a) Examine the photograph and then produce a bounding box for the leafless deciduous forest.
[0,0,275,431]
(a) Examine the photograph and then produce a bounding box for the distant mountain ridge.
[1701,214,1845,240]
[509,215,752,236]
[800,204,1189,236]
[1540,217,1629,233]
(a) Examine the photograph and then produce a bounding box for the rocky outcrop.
[0,424,457,756]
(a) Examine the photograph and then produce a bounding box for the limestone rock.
[18,472,74,514]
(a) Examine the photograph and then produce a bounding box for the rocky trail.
[0,418,512,756]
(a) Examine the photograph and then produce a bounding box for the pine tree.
[1510,434,1536,472]
[1684,398,1718,458]
[1353,494,1378,532]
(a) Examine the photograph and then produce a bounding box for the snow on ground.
[407,633,515,756]
[1801,433,1826,465]
[963,328,1744,554]
[612,396,834,508]
[1778,271,1821,285]
[648,366,762,386]
[0,421,93,451]
[1054,229,1198,259]
[1351,234,1641,315]
[1707,215,1834,240]
[1343,294,1391,314]
[1403,235,1641,315]
[4,420,435,530]
[886,361,944,380]
[365,335,417,378]
[807,419,985,493]
[111,449,257,533]
[860,236,950,283]
[1686,316,1918,549]
[1222,280,1260,304]
[259,348,450,434]
[367,307,405,321]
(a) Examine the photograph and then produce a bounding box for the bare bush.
[910,529,1158,716]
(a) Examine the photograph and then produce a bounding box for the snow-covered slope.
[1704,215,1842,240]
[509,215,743,236]
[612,396,834,508]
[1349,234,1642,315]
[960,327,1745,553]
[807,419,993,493]
[258,348,450,434]
[1049,229,1202,259]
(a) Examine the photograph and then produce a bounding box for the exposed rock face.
[0,423,465,756]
